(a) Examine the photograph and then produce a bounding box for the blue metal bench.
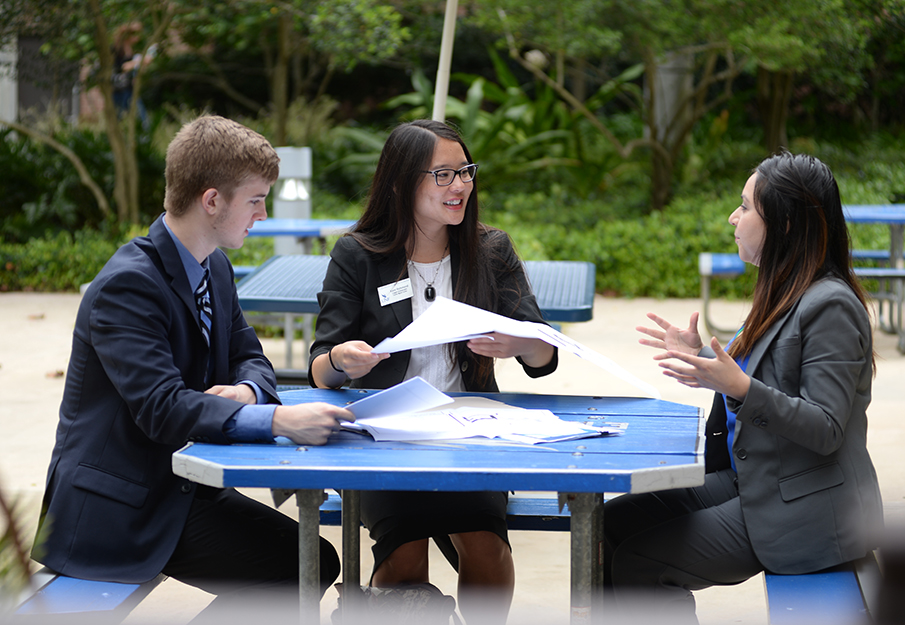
[698,251,905,343]
[15,568,165,623]
[236,255,596,323]
[233,265,257,280]
[853,266,905,352]
[698,253,746,339]
[318,491,572,532]
[763,553,880,625]
[852,249,903,263]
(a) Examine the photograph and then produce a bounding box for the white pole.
[432,0,459,122]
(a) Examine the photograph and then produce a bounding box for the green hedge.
[0,230,126,292]
[0,194,893,297]
[2,134,900,296]
[486,192,758,299]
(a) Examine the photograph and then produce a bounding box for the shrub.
[0,229,130,292]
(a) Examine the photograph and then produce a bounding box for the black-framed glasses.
[421,164,479,186]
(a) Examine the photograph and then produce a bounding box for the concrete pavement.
[1,292,902,624]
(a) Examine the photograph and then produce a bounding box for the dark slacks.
[602,468,764,624]
[162,485,340,624]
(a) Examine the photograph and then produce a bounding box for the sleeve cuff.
[517,347,558,379]
[223,404,277,442]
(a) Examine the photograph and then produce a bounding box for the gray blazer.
[704,277,883,574]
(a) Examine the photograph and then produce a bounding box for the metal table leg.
[296,489,323,624]
[563,492,605,624]
[339,490,364,622]
[891,225,905,353]
[284,313,295,368]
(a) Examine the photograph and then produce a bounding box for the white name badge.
[377,278,413,307]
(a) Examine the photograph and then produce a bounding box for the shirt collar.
[162,214,208,291]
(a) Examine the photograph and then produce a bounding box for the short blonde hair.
[164,116,280,217]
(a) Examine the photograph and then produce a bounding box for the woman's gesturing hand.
[637,312,704,360]
[658,336,751,401]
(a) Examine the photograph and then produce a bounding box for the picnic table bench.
[763,553,881,624]
[699,251,905,349]
[13,568,165,624]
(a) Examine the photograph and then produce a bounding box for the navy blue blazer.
[34,215,279,583]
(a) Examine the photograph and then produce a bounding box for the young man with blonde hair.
[34,115,352,621]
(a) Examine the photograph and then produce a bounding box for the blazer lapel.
[732,298,800,446]
[377,249,413,332]
[149,216,210,349]
[743,300,800,377]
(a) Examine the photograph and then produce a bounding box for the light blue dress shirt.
[162,215,276,442]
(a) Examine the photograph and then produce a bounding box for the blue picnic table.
[172,388,705,624]
[246,218,358,239]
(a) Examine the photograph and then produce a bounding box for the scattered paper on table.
[342,386,626,444]
[371,297,660,398]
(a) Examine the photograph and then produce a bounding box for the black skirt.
[359,490,510,576]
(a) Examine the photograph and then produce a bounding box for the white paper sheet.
[371,297,661,399]
[345,376,453,419]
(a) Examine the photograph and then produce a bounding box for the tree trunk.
[569,58,587,103]
[272,12,291,146]
[650,149,673,213]
[88,0,130,223]
[644,51,691,212]
[756,66,794,154]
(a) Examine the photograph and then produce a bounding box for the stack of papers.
[342,377,625,444]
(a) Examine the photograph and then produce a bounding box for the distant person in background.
[112,22,153,127]
[605,152,884,623]
[308,119,558,624]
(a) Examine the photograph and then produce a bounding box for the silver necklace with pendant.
[408,243,448,302]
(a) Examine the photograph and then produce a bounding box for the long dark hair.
[350,119,520,386]
[729,152,872,364]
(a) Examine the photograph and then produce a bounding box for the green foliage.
[473,0,622,60]
[378,52,641,198]
[309,0,410,71]
[0,122,166,244]
[484,190,755,298]
[479,133,905,299]
[0,229,128,292]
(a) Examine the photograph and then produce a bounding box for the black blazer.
[309,231,557,391]
[35,215,279,583]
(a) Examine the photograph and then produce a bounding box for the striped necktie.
[194,267,212,346]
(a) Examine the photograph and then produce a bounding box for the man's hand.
[205,384,257,405]
[271,402,355,445]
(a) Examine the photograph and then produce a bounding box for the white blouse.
[404,255,465,392]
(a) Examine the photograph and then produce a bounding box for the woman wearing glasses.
[309,119,556,622]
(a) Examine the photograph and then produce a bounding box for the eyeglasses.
[421,164,479,186]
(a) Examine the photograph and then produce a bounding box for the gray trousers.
[602,468,764,624]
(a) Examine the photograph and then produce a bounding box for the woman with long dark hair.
[308,119,557,622]
[609,152,883,623]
